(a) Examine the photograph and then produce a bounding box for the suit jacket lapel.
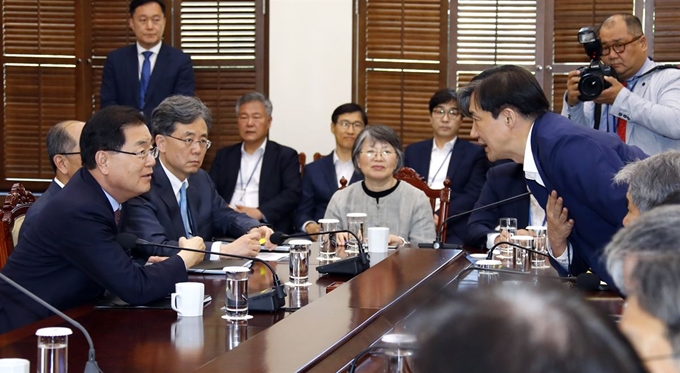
[185,176,200,235]
[445,140,465,180]
[419,141,433,179]
[153,163,186,236]
[321,156,338,191]
[258,140,276,203]
[223,145,242,201]
[126,45,141,109]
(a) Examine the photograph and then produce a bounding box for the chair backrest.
[0,183,36,268]
[298,152,307,178]
[339,176,348,190]
[394,167,451,242]
[313,152,322,162]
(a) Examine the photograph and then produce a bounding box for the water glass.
[317,218,339,257]
[527,225,549,268]
[224,266,251,318]
[289,239,312,285]
[346,212,367,252]
[36,327,72,373]
[498,217,518,258]
[511,235,534,272]
[381,334,417,373]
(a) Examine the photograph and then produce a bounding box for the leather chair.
[313,152,322,162]
[299,152,307,178]
[0,183,36,268]
[394,167,451,242]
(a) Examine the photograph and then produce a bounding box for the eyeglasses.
[57,152,80,156]
[106,147,159,160]
[432,108,461,118]
[337,120,365,130]
[602,35,643,56]
[166,135,212,149]
[362,150,395,159]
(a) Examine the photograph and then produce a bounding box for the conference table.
[0,244,621,372]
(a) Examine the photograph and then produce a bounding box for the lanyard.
[238,151,264,193]
[429,146,453,186]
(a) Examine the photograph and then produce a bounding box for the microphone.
[485,241,551,260]
[418,191,532,249]
[0,273,100,373]
[270,230,370,277]
[116,233,286,313]
[454,265,602,291]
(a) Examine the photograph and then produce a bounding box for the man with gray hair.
[210,92,301,233]
[122,95,274,261]
[605,205,680,373]
[614,150,680,226]
[20,120,85,237]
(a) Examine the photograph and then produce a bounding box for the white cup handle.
[171,293,181,315]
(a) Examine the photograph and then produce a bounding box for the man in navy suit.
[209,92,301,234]
[459,65,647,286]
[122,95,273,261]
[295,103,365,234]
[404,88,489,244]
[100,0,194,121]
[20,120,85,239]
[0,106,205,333]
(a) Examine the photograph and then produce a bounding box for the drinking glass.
[526,225,549,268]
[346,213,367,253]
[317,218,339,257]
[36,327,72,373]
[224,266,251,319]
[498,217,518,258]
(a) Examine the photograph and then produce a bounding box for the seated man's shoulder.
[456,138,484,153]
[488,162,523,178]
[268,140,298,157]
[405,138,431,152]
[107,44,136,58]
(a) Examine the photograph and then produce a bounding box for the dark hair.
[351,125,404,175]
[415,284,646,373]
[151,95,212,137]
[46,121,81,173]
[602,14,643,37]
[429,88,457,113]
[459,65,549,120]
[80,106,146,170]
[129,0,166,16]
[331,103,368,125]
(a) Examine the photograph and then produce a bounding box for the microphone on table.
[0,272,100,373]
[270,230,370,277]
[418,191,532,250]
[115,233,286,313]
[453,265,602,291]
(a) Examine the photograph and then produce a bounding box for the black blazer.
[0,169,188,333]
[19,180,62,240]
[294,153,363,231]
[100,43,195,120]
[404,138,489,244]
[121,162,261,259]
[209,140,301,233]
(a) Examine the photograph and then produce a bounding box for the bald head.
[601,14,643,37]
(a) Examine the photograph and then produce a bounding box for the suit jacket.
[19,180,62,240]
[100,43,195,120]
[209,140,301,233]
[0,169,188,333]
[294,153,363,231]
[121,162,261,259]
[465,163,530,248]
[404,138,489,244]
[527,112,648,287]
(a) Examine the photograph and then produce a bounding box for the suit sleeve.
[100,54,118,108]
[448,146,489,217]
[209,175,261,237]
[465,167,501,247]
[209,150,230,200]
[294,164,316,231]
[172,53,195,96]
[122,195,185,258]
[258,149,302,226]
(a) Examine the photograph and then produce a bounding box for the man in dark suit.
[20,120,85,238]
[295,103,365,234]
[100,0,194,121]
[459,65,647,287]
[404,88,489,244]
[122,95,273,261]
[209,92,301,234]
[0,106,205,333]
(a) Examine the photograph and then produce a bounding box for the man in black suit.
[295,103,365,234]
[122,95,273,261]
[20,120,85,238]
[209,92,301,234]
[404,88,489,244]
[100,0,195,120]
[0,106,205,333]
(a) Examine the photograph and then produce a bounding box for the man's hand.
[566,69,582,107]
[335,232,349,246]
[493,228,529,245]
[305,222,321,235]
[177,236,206,269]
[221,231,261,257]
[593,76,625,105]
[546,190,574,257]
[249,225,275,250]
[235,205,264,221]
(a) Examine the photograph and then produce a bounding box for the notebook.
[188,259,252,275]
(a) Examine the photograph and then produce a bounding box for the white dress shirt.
[230,139,267,209]
[428,137,456,189]
[333,150,355,188]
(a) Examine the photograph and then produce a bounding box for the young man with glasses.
[100,0,195,121]
[122,95,274,263]
[295,103,366,234]
[404,88,489,244]
[563,13,680,155]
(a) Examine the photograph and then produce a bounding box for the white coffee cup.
[171,282,205,317]
[0,358,29,373]
[367,227,389,253]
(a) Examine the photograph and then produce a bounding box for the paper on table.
[256,252,289,261]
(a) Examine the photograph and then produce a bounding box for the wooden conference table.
[0,245,621,372]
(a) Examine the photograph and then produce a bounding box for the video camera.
[576,27,618,101]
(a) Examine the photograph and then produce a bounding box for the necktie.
[114,208,121,227]
[179,182,192,237]
[616,81,628,142]
[139,51,153,110]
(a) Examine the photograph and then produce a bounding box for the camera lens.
[578,74,604,101]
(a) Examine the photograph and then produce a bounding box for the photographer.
[562,14,680,155]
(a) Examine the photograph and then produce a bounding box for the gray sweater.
[324,181,436,245]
